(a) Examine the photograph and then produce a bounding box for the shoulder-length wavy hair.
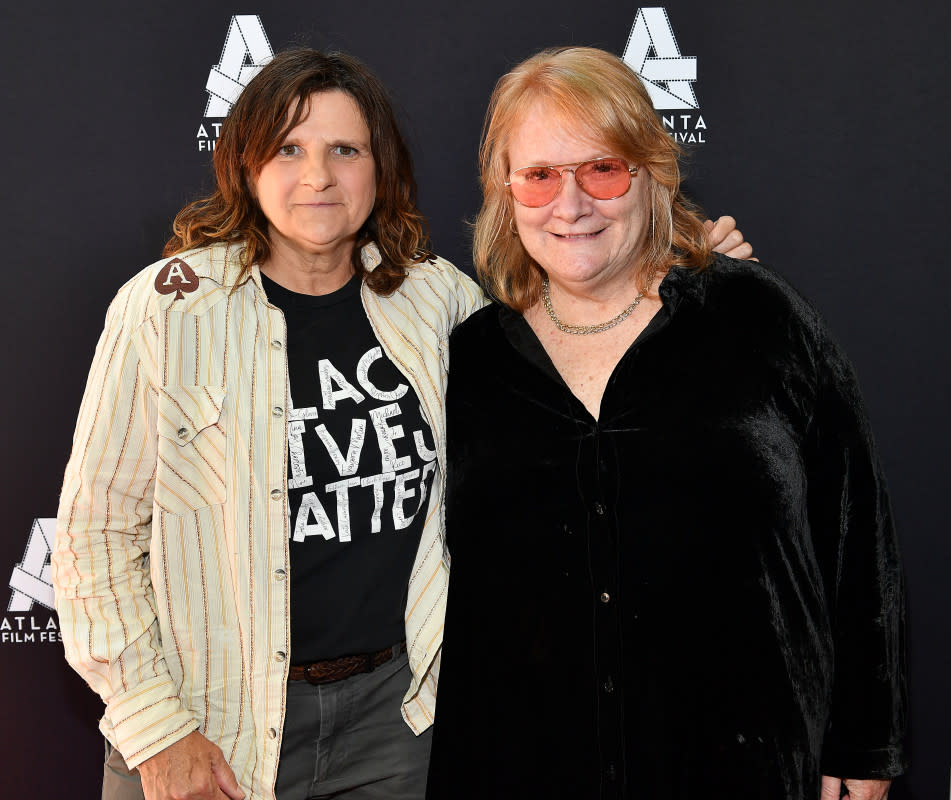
[474,46,712,310]
[164,48,431,295]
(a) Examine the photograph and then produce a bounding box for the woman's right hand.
[138,731,245,800]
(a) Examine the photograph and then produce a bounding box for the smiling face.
[253,89,377,269]
[507,101,650,295]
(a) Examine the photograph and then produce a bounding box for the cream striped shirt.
[53,242,485,799]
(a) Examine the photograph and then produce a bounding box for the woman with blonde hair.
[427,47,906,800]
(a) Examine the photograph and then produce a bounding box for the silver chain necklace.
[541,268,658,335]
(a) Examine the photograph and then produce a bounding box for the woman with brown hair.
[53,48,483,800]
[427,47,906,800]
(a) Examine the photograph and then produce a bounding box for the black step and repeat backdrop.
[1,1,947,796]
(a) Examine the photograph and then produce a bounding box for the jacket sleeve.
[805,324,908,779]
[52,285,199,768]
[451,267,489,329]
[423,256,488,332]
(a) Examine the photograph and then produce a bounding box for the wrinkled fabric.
[53,242,484,798]
[427,256,906,800]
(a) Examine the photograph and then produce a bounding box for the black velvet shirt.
[427,255,907,800]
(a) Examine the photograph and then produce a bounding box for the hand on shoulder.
[705,215,757,261]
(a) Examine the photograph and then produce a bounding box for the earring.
[509,218,519,237]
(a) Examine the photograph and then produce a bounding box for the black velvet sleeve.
[806,322,908,778]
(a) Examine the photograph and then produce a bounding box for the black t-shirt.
[261,271,436,663]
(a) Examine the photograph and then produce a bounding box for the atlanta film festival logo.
[623,7,706,143]
[196,15,274,152]
[194,10,702,153]
[4,518,61,645]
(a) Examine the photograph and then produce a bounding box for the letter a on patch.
[154,258,199,300]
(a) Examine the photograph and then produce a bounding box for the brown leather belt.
[288,641,407,685]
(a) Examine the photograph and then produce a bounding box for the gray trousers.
[275,652,432,799]
[101,653,431,800]
[102,739,143,800]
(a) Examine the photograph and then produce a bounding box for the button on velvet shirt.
[428,255,906,800]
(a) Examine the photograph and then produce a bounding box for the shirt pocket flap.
[155,385,227,515]
[158,385,226,445]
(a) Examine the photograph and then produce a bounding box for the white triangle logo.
[622,8,699,110]
[8,518,55,612]
[204,15,274,117]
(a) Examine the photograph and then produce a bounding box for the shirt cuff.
[102,675,200,769]
[820,743,908,780]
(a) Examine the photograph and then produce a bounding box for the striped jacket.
[53,242,486,799]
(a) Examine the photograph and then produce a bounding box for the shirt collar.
[660,255,724,311]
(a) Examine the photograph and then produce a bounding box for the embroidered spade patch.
[154,258,199,300]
